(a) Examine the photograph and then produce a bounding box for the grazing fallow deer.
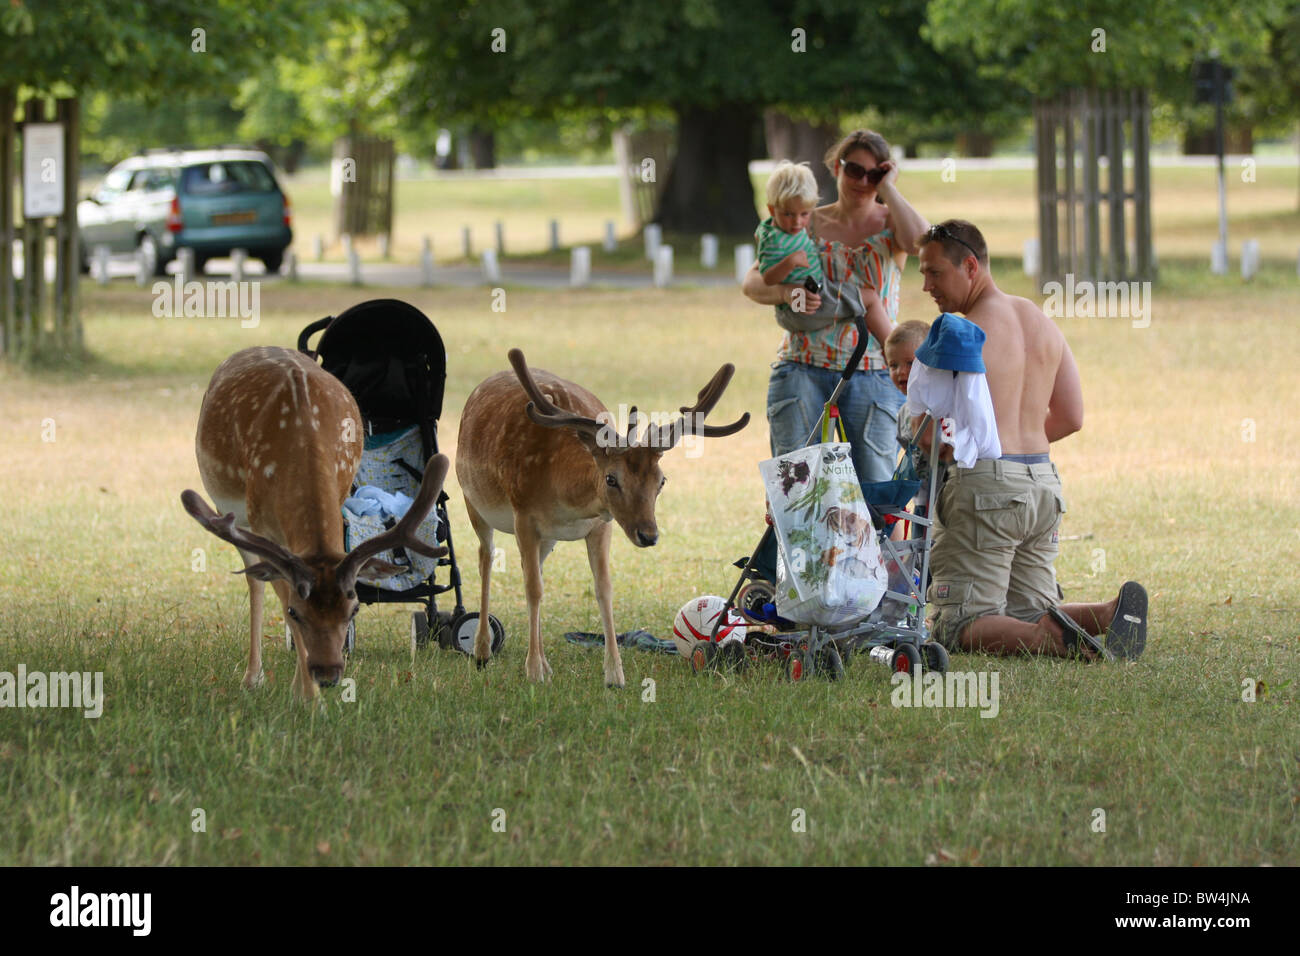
[181,346,447,700]
[456,348,749,687]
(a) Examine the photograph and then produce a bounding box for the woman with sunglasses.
[742,129,931,484]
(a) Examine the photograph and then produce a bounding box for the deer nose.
[310,664,343,687]
[635,529,658,548]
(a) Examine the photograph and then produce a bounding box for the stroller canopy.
[298,298,447,430]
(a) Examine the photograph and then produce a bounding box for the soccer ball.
[671,595,748,657]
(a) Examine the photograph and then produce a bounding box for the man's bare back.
[964,286,1083,455]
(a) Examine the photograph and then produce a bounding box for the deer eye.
[605,474,619,488]
[659,476,667,490]
[286,607,299,621]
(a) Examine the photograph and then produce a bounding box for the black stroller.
[296,298,505,658]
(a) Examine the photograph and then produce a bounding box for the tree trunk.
[763,110,840,204]
[468,126,496,169]
[654,104,761,234]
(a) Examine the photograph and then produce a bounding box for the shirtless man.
[915,219,1146,660]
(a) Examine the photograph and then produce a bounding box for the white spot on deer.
[280,404,289,414]
[295,418,301,426]
[279,419,286,429]
[263,463,276,478]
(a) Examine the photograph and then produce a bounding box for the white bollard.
[135,246,150,287]
[549,219,560,252]
[482,248,501,283]
[341,234,352,259]
[348,247,362,285]
[286,249,298,282]
[1022,238,1040,277]
[421,238,435,287]
[1211,240,1228,276]
[313,234,324,261]
[653,245,674,288]
[701,233,719,269]
[644,223,662,261]
[178,247,195,283]
[231,248,248,283]
[1241,238,1260,280]
[734,243,755,284]
[462,226,472,260]
[378,233,390,259]
[495,221,505,256]
[94,244,110,286]
[570,246,591,288]
[604,221,617,253]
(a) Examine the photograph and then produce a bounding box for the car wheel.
[260,251,283,274]
[137,234,166,277]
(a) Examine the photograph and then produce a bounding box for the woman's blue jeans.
[766,360,905,484]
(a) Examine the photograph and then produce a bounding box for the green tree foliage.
[924,0,1287,98]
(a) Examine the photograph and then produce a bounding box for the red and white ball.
[671,595,748,657]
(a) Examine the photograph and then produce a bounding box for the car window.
[137,168,176,192]
[180,161,277,196]
[101,168,133,194]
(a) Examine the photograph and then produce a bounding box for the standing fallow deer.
[456,348,750,687]
[181,346,447,700]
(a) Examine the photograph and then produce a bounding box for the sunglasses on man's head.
[842,160,887,184]
[925,224,981,262]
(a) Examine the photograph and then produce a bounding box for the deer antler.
[180,489,315,598]
[508,348,612,444]
[336,453,451,588]
[649,363,751,451]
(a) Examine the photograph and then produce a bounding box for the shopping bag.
[757,441,889,627]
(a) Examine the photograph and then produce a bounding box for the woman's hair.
[824,129,891,175]
[884,319,930,355]
[765,160,819,209]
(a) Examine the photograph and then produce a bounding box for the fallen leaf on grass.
[316,841,330,855]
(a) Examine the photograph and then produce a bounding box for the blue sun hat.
[914,312,986,373]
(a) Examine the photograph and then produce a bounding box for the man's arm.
[1045,340,1084,441]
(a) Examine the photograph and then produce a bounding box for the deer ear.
[352,558,407,580]
[236,562,288,583]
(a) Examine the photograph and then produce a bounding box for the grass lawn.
[282,163,1300,277]
[1,263,1297,865]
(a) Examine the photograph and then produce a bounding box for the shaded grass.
[0,274,1298,865]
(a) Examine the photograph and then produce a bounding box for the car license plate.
[211,211,257,225]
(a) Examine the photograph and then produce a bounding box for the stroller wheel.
[411,611,431,652]
[922,641,949,675]
[487,614,507,655]
[893,643,922,675]
[737,580,776,624]
[814,646,844,681]
[446,612,506,657]
[689,641,716,674]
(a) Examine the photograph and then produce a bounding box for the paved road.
[14,250,739,289]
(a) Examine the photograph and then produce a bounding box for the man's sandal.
[1103,581,1148,661]
[1047,606,1114,662]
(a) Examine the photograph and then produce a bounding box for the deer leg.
[464,499,495,669]
[537,539,556,678]
[516,521,549,683]
[585,522,624,689]
[238,548,266,689]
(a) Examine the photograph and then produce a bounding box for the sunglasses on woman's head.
[842,160,886,184]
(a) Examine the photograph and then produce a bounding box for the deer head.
[181,455,449,688]
[507,349,749,548]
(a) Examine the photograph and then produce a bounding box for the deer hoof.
[242,670,265,689]
[475,657,489,671]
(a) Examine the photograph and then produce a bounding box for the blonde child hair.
[765,160,819,209]
[885,319,929,355]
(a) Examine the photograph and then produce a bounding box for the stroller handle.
[841,315,870,381]
[297,315,334,353]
